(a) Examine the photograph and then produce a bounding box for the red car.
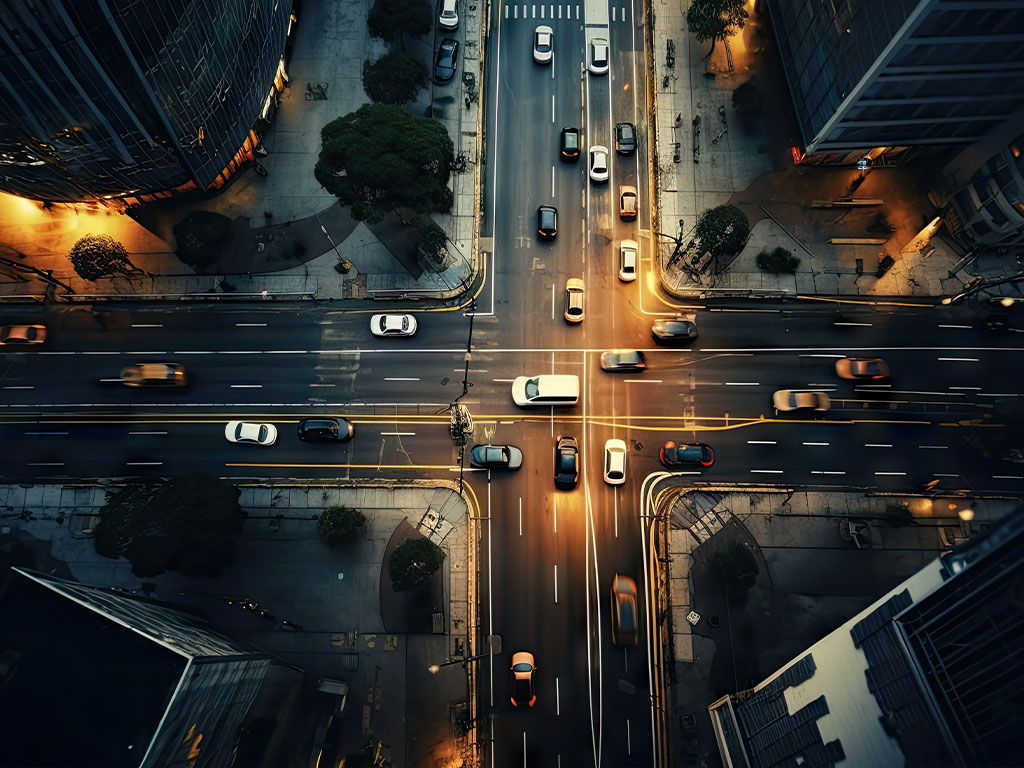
[660,441,714,468]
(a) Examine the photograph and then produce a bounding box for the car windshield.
[258,425,268,442]
[565,132,578,149]
[525,377,540,398]
[513,662,532,673]
[401,316,409,330]
[858,360,882,375]
[234,424,245,440]
[557,453,575,472]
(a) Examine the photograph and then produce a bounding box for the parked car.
[560,127,580,161]
[554,435,579,489]
[588,37,609,74]
[120,362,188,387]
[510,651,537,707]
[619,239,638,281]
[0,324,46,345]
[589,146,609,182]
[619,185,637,220]
[438,0,458,29]
[470,444,523,470]
[773,390,831,412]
[600,349,646,372]
[533,25,553,63]
[614,122,636,154]
[434,38,459,83]
[835,357,890,380]
[371,313,418,337]
[298,418,354,442]
[610,574,638,645]
[537,205,558,240]
[564,278,584,323]
[603,438,626,485]
[224,421,278,446]
[651,317,697,343]
[659,441,714,468]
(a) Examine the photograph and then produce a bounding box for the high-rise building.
[707,507,1024,767]
[0,0,293,205]
[0,567,305,767]
[766,0,1024,167]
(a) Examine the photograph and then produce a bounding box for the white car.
[438,0,458,29]
[589,146,609,182]
[588,37,609,75]
[533,25,553,64]
[619,239,638,281]
[225,421,278,446]
[603,438,627,485]
[371,313,418,337]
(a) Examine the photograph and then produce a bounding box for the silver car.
[533,25,553,64]
[370,313,418,337]
[589,146,609,182]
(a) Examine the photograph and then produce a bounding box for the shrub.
[173,210,234,270]
[756,247,800,273]
[388,537,444,591]
[317,506,366,546]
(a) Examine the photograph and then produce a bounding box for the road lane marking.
[747,440,776,444]
[949,386,982,390]
[994,475,1024,480]
[833,321,873,326]
[309,383,335,387]
[24,431,68,435]
[520,497,523,536]
[230,384,262,388]
[624,379,661,383]
[554,564,558,603]
[380,432,416,436]
[803,442,829,446]
[384,377,420,381]
[126,461,163,466]
[27,462,64,466]
[725,382,759,386]
[131,324,163,328]
[938,324,972,329]
[493,378,515,383]
[83,351,118,355]
[937,357,979,362]
[875,471,906,476]
[811,470,846,475]
[556,677,560,715]
[751,469,783,474]
[918,445,948,449]
[3,386,33,390]
[236,323,267,327]
[129,431,167,435]
[865,443,892,448]
[800,353,845,358]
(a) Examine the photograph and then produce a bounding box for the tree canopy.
[93,474,244,578]
[173,210,234,271]
[388,537,444,591]
[315,104,454,224]
[368,0,432,47]
[686,0,748,56]
[67,234,137,282]
[362,52,428,105]
[694,204,750,259]
[317,505,366,546]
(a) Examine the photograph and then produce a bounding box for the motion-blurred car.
[651,317,697,344]
[603,438,627,485]
[589,146,609,182]
[610,574,638,645]
[773,390,831,412]
[588,37,609,74]
[120,362,188,387]
[537,205,558,240]
[510,651,537,707]
[370,313,418,337]
[298,418,354,442]
[554,435,579,489]
[533,25,553,63]
[0,324,46,345]
[835,357,889,380]
[600,349,646,372]
[619,185,637,220]
[615,122,636,154]
[433,38,459,83]
[224,421,278,446]
[470,444,523,470]
[564,278,584,323]
[660,441,714,468]
[619,239,638,281]
[560,127,580,161]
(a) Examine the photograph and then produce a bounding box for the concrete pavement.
[0,480,477,767]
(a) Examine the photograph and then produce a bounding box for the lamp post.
[428,651,489,674]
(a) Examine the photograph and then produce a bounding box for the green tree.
[315,104,454,224]
[756,247,800,273]
[362,52,429,105]
[368,0,431,49]
[695,204,750,259]
[317,505,366,546]
[67,234,138,281]
[686,0,748,58]
[173,210,234,270]
[388,537,444,592]
[93,474,244,578]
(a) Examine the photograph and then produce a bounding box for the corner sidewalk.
[649,2,1022,303]
[0,480,477,768]
[0,0,484,304]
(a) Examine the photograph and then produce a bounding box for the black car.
[298,418,354,442]
[470,444,523,470]
[615,122,636,154]
[554,435,579,489]
[651,318,698,344]
[600,349,646,372]
[537,205,557,240]
[560,127,580,161]
[434,38,459,83]
[660,441,714,468]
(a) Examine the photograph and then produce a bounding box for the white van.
[511,375,579,407]
[439,0,458,30]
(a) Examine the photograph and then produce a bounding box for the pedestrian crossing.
[503,4,632,21]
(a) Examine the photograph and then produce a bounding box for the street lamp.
[428,651,490,674]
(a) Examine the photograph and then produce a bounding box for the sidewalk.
[660,486,1018,766]
[0,0,483,304]
[649,3,1022,302]
[0,480,476,767]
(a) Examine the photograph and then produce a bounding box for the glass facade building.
[0,0,293,204]
[766,0,1024,164]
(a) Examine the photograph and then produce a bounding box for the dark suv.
[554,435,579,489]
[537,205,558,240]
[560,127,580,161]
[614,122,636,154]
[298,418,354,442]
